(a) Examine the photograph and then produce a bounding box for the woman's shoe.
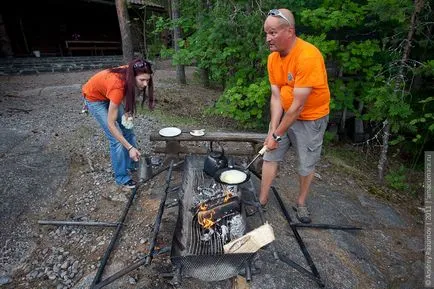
[122,179,137,189]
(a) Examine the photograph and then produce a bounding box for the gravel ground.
[0,62,425,289]
[0,65,224,289]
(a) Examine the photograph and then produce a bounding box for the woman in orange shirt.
[82,58,155,189]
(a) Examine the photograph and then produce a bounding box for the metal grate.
[188,215,229,255]
[171,156,255,282]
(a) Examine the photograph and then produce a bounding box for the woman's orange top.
[82,69,125,105]
[267,37,330,120]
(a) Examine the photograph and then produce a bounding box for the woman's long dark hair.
[109,58,154,114]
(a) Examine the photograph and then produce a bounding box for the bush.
[209,78,270,129]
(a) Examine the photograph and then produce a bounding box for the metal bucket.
[139,156,153,181]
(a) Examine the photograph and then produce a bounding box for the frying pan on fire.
[214,165,251,185]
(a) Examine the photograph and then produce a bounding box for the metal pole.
[90,188,137,288]
[145,160,175,265]
[272,186,324,288]
[93,247,171,289]
[90,161,183,288]
[38,220,119,227]
[293,223,362,230]
[277,252,324,285]
[245,262,252,282]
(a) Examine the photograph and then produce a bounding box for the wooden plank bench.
[149,130,267,163]
[65,40,121,56]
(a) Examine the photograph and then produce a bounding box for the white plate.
[159,127,182,137]
[190,129,205,137]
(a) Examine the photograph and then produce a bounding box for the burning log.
[197,199,240,229]
[191,184,239,213]
[194,195,239,214]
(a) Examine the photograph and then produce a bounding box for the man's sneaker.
[122,179,137,189]
[294,205,312,224]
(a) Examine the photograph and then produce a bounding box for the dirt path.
[0,63,425,289]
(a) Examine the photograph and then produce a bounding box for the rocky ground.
[0,61,426,289]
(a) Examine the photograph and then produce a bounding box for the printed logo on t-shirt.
[287,72,294,82]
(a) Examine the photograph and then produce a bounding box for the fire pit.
[170,155,255,281]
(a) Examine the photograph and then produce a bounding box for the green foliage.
[409,96,434,142]
[300,1,367,31]
[364,83,413,133]
[329,79,358,112]
[323,131,338,145]
[385,165,409,191]
[149,0,433,166]
[300,33,338,57]
[210,78,270,129]
[337,40,382,76]
[366,0,412,24]
[416,60,434,77]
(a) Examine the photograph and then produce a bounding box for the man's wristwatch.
[272,133,282,142]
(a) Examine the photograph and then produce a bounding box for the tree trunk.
[197,0,211,87]
[143,8,147,59]
[115,0,134,62]
[200,68,210,87]
[377,0,424,182]
[171,0,186,84]
[337,68,346,136]
[18,17,29,54]
[0,14,13,57]
[377,120,390,182]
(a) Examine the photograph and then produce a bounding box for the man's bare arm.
[274,87,312,136]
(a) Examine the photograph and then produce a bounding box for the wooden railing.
[65,40,121,56]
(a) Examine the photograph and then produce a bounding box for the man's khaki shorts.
[263,115,329,176]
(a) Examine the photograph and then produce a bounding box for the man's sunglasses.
[268,9,291,25]
[133,60,150,69]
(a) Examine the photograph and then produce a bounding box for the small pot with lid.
[203,142,228,177]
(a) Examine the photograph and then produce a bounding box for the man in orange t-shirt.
[259,8,330,223]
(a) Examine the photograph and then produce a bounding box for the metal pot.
[203,142,228,177]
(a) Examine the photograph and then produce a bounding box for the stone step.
[0,56,124,75]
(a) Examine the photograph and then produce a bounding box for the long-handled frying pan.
[214,146,267,185]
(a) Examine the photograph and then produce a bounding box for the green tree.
[151,0,433,169]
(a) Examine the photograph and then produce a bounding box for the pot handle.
[209,141,225,156]
[227,157,235,168]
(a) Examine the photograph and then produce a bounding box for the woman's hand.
[128,147,141,162]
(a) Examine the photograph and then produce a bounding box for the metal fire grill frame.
[170,155,255,282]
[37,152,363,289]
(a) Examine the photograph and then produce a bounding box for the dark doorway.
[1,0,121,57]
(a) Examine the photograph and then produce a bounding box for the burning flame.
[223,191,233,203]
[198,210,215,229]
[199,202,208,211]
[197,189,233,229]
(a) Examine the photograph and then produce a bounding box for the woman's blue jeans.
[85,99,136,185]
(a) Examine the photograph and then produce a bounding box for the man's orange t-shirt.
[267,37,330,120]
[82,68,125,105]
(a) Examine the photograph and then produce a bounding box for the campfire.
[192,182,245,244]
[171,155,275,283]
[170,156,252,281]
